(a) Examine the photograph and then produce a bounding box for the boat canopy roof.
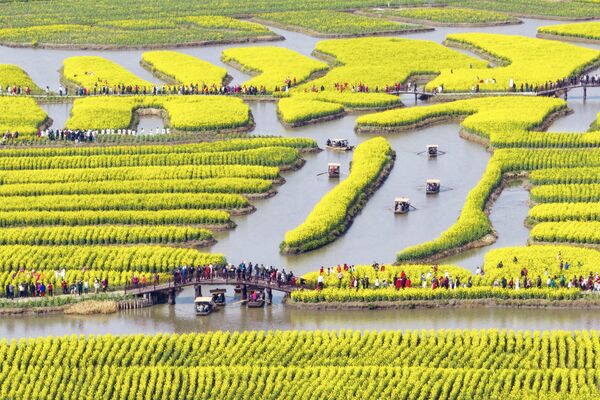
[194,297,213,303]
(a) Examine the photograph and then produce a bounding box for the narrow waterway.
[210,103,490,273]
[440,181,531,270]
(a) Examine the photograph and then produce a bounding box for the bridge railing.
[123,275,308,295]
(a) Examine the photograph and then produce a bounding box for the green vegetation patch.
[222,47,328,93]
[381,7,519,25]
[0,16,277,48]
[141,51,228,85]
[256,10,424,36]
[66,96,251,132]
[0,65,41,93]
[538,21,600,41]
[452,0,600,19]
[0,97,48,137]
[428,33,600,92]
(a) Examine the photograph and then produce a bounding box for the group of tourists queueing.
[54,76,300,98]
[69,83,276,96]
[316,256,600,293]
[0,85,34,95]
[35,126,171,142]
[3,268,109,300]
[492,253,600,291]
[166,262,301,288]
[316,262,471,291]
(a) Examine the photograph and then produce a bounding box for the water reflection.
[1,287,598,340]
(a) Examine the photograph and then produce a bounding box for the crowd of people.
[1,130,20,142]
[4,71,600,100]
[302,80,419,95]
[492,254,600,291]
[0,85,34,95]
[316,262,471,291]
[316,257,600,292]
[34,127,171,142]
[3,268,109,299]
[165,262,301,288]
[1,76,304,98]
[69,83,277,96]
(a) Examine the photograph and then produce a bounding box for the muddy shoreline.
[536,32,600,44]
[0,35,284,51]
[356,115,461,134]
[286,297,600,310]
[249,17,433,38]
[0,298,134,316]
[365,13,523,28]
[279,110,347,128]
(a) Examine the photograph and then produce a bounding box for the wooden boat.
[210,289,226,306]
[394,197,411,214]
[326,138,354,151]
[246,288,266,308]
[427,144,438,157]
[426,179,441,194]
[328,163,341,178]
[194,297,216,316]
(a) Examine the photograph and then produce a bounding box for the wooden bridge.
[124,276,304,304]
[534,83,600,99]
[389,82,600,101]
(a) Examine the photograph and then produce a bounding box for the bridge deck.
[124,277,301,296]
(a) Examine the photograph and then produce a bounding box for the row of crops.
[292,287,582,302]
[2,329,600,398]
[0,137,316,290]
[0,15,278,48]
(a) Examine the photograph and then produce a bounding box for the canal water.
[0,18,599,337]
[2,287,600,340]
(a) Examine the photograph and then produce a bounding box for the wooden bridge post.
[167,288,176,305]
[194,285,202,297]
[564,90,568,100]
[241,285,248,300]
[414,92,418,104]
[267,288,273,305]
[584,86,587,101]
